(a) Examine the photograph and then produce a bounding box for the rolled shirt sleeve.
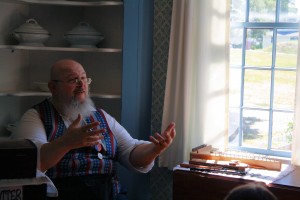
[10,108,47,170]
[101,109,154,173]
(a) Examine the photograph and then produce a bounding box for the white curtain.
[292,28,300,165]
[159,0,230,169]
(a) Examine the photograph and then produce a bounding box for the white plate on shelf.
[65,0,103,1]
[6,123,17,133]
[34,82,49,92]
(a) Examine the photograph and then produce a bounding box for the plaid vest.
[33,99,120,195]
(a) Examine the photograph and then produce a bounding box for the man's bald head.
[50,59,84,81]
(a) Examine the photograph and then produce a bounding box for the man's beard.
[61,96,95,121]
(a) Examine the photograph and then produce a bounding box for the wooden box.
[0,139,37,179]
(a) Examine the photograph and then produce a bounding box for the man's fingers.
[165,122,175,132]
[150,133,167,146]
[70,114,82,127]
[149,135,160,145]
[88,130,105,138]
[83,121,100,132]
[150,122,176,146]
[170,128,176,138]
[154,132,166,143]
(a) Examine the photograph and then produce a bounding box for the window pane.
[230,28,243,66]
[231,0,246,22]
[244,69,271,108]
[242,109,269,148]
[249,0,276,22]
[229,108,241,146]
[245,29,273,67]
[276,29,299,68]
[229,68,242,107]
[272,112,293,151]
[273,70,296,109]
[279,0,300,22]
[229,0,297,157]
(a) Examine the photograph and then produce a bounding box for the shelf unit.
[0,0,123,135]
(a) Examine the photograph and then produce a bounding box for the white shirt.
[11,108,154,173]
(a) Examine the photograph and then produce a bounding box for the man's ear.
[48,81,56,94]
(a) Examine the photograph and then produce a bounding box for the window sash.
[229,0,299,157]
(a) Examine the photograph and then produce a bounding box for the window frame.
[229,0,299,158]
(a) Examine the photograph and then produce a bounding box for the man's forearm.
[129,143,162,168]
[40,138,70,172]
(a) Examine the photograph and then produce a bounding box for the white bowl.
[64,22,104,48]
[34,82,49,92]
[12,19,50,46]
[12,32,50,46]
[64,34,104,47]
[6,124,16,133]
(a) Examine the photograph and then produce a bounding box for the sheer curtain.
[292,30,300,166]
[159,0,230,169]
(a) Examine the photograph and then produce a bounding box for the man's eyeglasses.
[52,77,92,85]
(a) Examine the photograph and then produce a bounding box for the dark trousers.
[47,175,116,200]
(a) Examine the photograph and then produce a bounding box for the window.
[229,0,300,157]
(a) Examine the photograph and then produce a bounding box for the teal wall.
[121,0,154,199]
[121,0,173,199]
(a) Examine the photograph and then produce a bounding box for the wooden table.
[173,165,300,200]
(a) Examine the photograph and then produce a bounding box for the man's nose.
[75,79,84,86]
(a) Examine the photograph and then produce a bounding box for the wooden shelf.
[19,0,123,6]
[0,91,121,99]
[0,45,122,53]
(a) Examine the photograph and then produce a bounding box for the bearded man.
[11,59,176,200]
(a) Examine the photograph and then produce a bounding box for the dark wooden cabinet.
[173,167,300,200]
